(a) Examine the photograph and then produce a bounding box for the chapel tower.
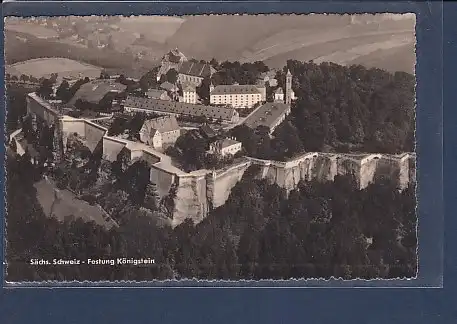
[285,69,292,105]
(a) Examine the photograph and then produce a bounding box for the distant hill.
[6,58,102,80]
[4,30,159,73]
[164,14,415,73]
[4,14,416,75]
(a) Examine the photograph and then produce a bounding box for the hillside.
[164,14,415,73]
[4,30,159,72]
[6,58,102,80]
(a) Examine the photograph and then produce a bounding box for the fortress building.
[156,48,188,82]
[210,84,263,109]
[178,61,215,87]
[123,96,239,123]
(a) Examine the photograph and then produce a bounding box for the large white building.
[210,84,263,109]
[180,84,197,104]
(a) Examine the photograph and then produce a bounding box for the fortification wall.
[102,137,126,162]
[241,153,415,196]
[211,160,252,208]
[26,93,60,125]
[84,121,106,152]
[150,165,175,199]
[172,175,208,227]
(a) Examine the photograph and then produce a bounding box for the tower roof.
[286,69,292,76]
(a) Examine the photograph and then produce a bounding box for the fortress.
[21,92,416,227]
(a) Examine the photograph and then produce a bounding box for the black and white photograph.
[4,14,417,282]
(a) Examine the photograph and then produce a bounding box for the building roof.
[199,124,217,138]
[210,84,261,95]
[68,80,126,105]
[178,61,214,78]
[160,81,179,92]
[124,96,237,121]
[163,48,187,64]
[146,89,168,99]
[218,138,240,149]
[182,84,196,92]
[142,115,180,134]
[275,87,284,94]
[243,102,290,131]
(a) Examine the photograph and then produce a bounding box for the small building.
[67,79,127,107]
[180,84,197,104]
[207,137,242,157]
[160,81,179,93]
[258,71,278,87]
[199,124,218,139]
[178,61,215,87]
[139,115,180,148]
[274,87,284,102]
[210,84,262,109]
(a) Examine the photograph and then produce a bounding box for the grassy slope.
[165,15,415,73]
[5,30,159,72]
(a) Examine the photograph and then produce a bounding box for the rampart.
[26,93,416,227]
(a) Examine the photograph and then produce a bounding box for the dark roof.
[243,102,290,130]
[199,124,217,138]
[68,80,126,105]
[164,49,187,64]
[160,81,178,92]
[218,138,240,149]
[146,89,168,99]
[211,84,261,95]
[124,96,237,121]
[142,115,180,133]
[178,61,214,78]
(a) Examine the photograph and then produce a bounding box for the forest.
[6,154,416,281]
[277,60,415,155]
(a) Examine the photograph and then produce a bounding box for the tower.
[285,69,292,105]
[209,81,214,93]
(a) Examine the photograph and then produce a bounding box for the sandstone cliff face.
[211,161,252,208]
[172,175,208,227]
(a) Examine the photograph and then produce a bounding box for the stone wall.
[172,175,208,227]
[102,136,126,162]
[150,165,176,199]
[26,93,60,125]
[210,160,252,208]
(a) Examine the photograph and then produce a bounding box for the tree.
[36,78,54,99]
[20,74,30,82]
[165,69,179,84]
[144,183,159,211]
[56,80,71,102]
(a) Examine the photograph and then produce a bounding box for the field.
[164,14,416,73]
[4,30,159,73]
[5,21,58,39]
[6,58,103,80]
[117,16,185,44]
